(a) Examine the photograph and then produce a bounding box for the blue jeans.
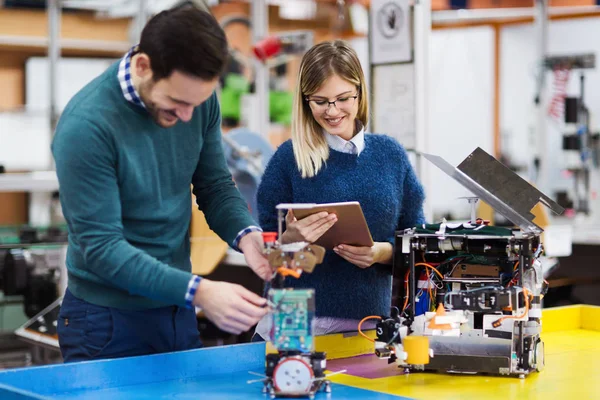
[251,332,265,342]
[57,289,202,363]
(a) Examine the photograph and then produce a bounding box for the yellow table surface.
[291,305,600,400]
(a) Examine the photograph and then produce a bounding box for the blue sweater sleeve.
[256,141,293,233]
[53,115,193,307]
[398,149,426,229]
[386,141,426,245]
[191,93,257,245]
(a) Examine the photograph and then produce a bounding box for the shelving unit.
[0,172,58,193]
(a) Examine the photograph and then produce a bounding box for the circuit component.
[269,289,315,353]
[450,263,500,278]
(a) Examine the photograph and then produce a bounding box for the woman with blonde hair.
[254,39,425,339]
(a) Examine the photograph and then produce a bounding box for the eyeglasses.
[305,94,358,112]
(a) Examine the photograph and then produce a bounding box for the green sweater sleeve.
[191,93,257,246]
[52,115,193,307]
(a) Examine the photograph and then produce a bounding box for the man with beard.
[51,6,271,362]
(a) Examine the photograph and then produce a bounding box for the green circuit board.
[268,288,315,352]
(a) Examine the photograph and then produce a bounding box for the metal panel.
[424,355,511,375]
[422,147,564,234]
[428,335,512,357]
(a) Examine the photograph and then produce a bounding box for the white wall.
[0,57,116,171]
[501,17,600,198]
[0,110,51,171]
[25,57,116,112]
[428,26,495,220]
[427,18,600,221]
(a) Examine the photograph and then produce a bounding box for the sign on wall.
[369,0,412,65]
[372,63,416,149]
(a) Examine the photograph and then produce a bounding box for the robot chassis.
[373,148,564,378]
[250,205,337,399]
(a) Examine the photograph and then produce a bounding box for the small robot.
[368,147,562,378]
[250,204,337,399]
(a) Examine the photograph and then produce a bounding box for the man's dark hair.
[139,6,228,81]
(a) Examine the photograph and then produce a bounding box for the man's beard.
[138,81,174,128]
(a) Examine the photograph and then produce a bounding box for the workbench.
[0,305,597,400]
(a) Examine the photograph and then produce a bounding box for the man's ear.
[133,53,153,79]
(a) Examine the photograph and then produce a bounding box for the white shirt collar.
[325,122,365,155]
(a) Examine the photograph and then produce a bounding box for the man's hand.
[281,210,337,244]
[193,279,268,335]
[333,242,393,269]
[238,231,271,280]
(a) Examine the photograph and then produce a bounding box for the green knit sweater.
[52,61,255,310]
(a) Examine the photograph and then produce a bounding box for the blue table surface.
[0,343,409,400]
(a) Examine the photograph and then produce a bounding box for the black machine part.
[375,308,405,363]
[564,97,580,124]
[375,319,401,345]
[17,225,68,244]
[375,307,404,344]
[3,249,31,296]
[445,287,525,313]
[2,249,59,318]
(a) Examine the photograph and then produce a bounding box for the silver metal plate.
[422,148,564,234]
[427,335,511,356]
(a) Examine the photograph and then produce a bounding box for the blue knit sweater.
[257,134,426,320]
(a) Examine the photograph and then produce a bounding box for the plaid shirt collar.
[117,45,146,109]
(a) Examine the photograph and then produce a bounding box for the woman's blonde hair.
[291,39,369,178]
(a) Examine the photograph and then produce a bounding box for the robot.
[369,147,564,378]
[249,204,340,399]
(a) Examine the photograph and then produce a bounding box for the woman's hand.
[333,242,393,269]
[281,210,337,244]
